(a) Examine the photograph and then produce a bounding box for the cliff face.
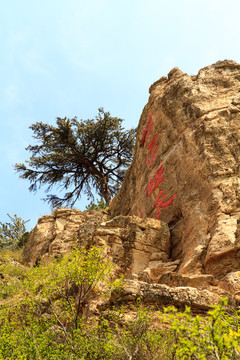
[110,60,240,283]
[23,60,240,310]
[23,209,236,310]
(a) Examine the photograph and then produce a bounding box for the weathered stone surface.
[158,272,218,289]
[110,279,236,311]
[110,60,240,280]
[23,209,108,265]
[23,60,240,309]
[23,212,170,277]
[204,216,240,277]
[144,259,180,282]
[218,271,240,295]
[92,215,170,276]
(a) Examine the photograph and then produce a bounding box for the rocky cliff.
[23,209,236,310]
[110,59,240,291]
[24,60,240,310]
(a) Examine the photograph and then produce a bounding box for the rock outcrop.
[93,215,170,276]
[110,279,237,311]
[24,60,240,311]
[23,209,109,265]
[23,210,238,311]
[110,60,240,293]
[23,210,170,277]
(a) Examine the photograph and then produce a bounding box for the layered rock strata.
[23,210,238,310]
[23,211,171,277]
[110,279,237,311]
[23,209,108,265]
[92,215,170,276]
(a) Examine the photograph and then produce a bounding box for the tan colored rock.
[218,271,240,295]
[204,215,240,277]
[23,209,108,265]
[110,60,240,280]
[145,259,180,282]
[149,252,169,262]
[92,215,170,276]
[22,60,240,308]
[110,279,236,311]
[23,212,170,278]
[158,272,217,289]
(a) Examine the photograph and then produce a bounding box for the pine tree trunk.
[100,177,111,205]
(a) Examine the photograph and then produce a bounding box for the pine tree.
[15,108,136,207]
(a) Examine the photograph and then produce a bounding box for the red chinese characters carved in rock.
[141,113,177,219]
[153,190,177,220]
[145,134,159,169]
[144,162,165,197]
[141,113,153,145]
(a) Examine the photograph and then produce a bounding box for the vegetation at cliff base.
[15,108,136,208]
[0,246,240,359]
[85,198,108,211]
[0,214,29,250]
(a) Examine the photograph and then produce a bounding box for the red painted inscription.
[141,112,177,219]
[153,191,177,220]
[145,134,159,169]
[144,162,165,197]
[141,113,153,145]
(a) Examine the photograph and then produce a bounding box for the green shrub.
[0,246,118,359]
[161,298,240,359]
[0,214,30,250]
[1,246,240,359]
[85,199,108,211]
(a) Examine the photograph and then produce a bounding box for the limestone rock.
[158,272,218,289]
[23,212,170,278]
[110,60,240,280]
[23,60,240,309]
[23,209,108,265]
[110,279,236,311]
[92,215,170,276]
[218,271,240,295]
[145,259,180,282]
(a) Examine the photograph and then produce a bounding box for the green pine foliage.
[0,245,240,359]
[15,108,136,208]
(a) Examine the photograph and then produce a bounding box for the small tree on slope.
[0,214,29,249]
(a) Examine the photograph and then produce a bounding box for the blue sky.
[1,0,240,230]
